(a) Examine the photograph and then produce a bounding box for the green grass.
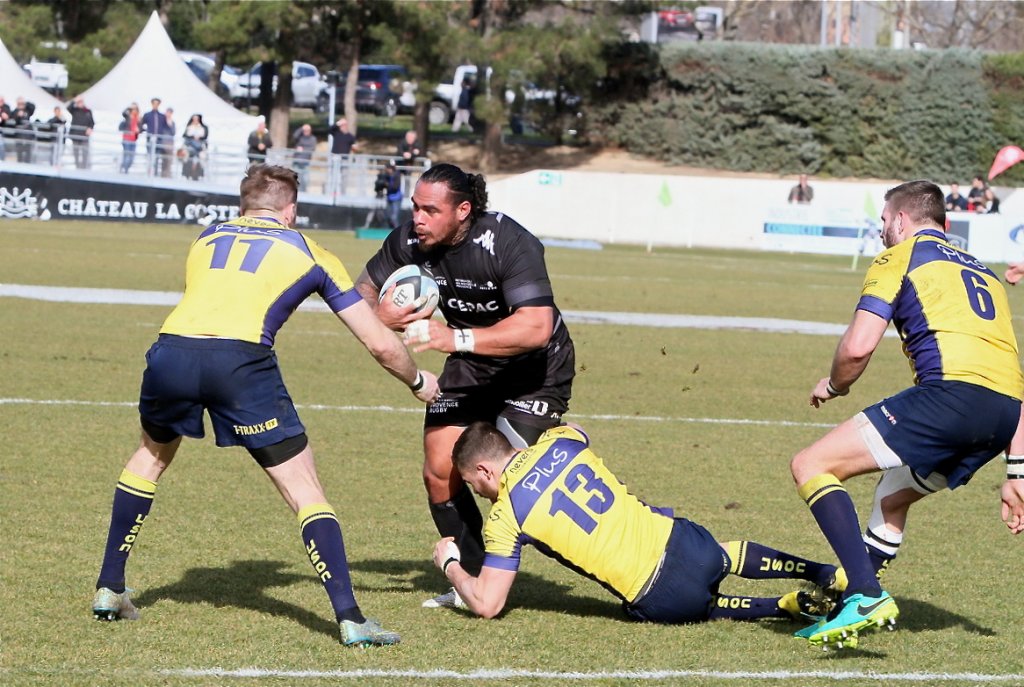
[3,219,1024,686]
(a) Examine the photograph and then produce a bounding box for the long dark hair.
[419,163,488,223]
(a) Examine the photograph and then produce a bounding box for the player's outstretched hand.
[1005,262,1024,285]
[411,370,440,404]
[1001,479,1024,534]
[810,377,834,409]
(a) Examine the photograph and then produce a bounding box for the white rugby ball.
[378,264,439,316]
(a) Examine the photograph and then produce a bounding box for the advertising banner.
[0,170,384,230]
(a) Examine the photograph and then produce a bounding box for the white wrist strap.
[454,329,475,353]
[1008,454,1024,480]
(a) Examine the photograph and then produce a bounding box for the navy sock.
[723,540,836,586]
[96,469,157,593]
[707,595,788,621]
[297,503,365,624]
[798,474,881,599]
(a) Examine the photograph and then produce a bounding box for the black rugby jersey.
[365,211,573,366]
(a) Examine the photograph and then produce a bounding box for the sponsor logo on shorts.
[880,405,897,425]
[427,397,458,414]
[505,399,560,419]
[233,418,279,435]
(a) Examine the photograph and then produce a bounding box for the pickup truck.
[428,65,566,127]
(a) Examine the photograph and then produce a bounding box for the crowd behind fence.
[0,125,430,203]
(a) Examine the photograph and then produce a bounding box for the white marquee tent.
[0,37,63,115]
[77,11,258,153]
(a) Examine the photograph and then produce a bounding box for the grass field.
[2,219,1023,686]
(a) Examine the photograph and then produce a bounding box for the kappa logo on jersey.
[474,230,496,256]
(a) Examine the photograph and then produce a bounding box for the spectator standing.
[945,182,968,211]
[967,175,987,211]
[182,113,208,181]
[11,97,36,163]
[787,174,814,204]
[247,118,271,165]
[67,96,95,169]
[381,161,403,229]
[160,107,176,178]
[396,129,421,165]
[396,129,422,194]
[452,78,474,133]
[291,123,317,192]
[0,109,9,160]
[141,98,168,176]
[119,103,141,173]
[41,105,66,166]
[983,187,1000,214]
[328,118,358,195]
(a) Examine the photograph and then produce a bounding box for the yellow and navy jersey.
[161,216,361,345]
[858,228,1023,399]
[483,426,674,602]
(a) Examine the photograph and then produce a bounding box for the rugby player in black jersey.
[356,163,575,606]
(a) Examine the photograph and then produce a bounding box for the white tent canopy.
[0,37,63,115]
[76,11,258,153]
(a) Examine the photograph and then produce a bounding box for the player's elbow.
[838,339,874,365]
[476,598,506,619]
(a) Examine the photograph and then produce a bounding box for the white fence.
[0,126,428,201]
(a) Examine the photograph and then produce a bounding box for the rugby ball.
[378,265,439,316]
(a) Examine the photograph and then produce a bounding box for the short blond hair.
[240,164,298,213]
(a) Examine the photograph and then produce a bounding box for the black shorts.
[138,335,305,450]
[425,345,575,431]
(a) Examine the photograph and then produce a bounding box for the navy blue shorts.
[863,380,1020,489]
[138,335,305,450]
[623,518,728,624]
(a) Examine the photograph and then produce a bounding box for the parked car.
[22,58,68,96]
[178,51,242,101]
[233,61,325,109]
[318,64,415,117]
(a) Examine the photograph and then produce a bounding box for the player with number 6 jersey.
[790,179,1024,650]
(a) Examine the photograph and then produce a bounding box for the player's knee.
[790,449,816,483]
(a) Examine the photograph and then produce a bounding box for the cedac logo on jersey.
[447,298,499,313]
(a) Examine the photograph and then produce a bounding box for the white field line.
[161,667,1024,683]
[0,398,833,429]
[0,283,887,337]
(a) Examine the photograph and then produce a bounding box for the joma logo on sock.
[233,418,279,435]
[118,514,146,553]
[306,539,333,582]
[760,558,806,574]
